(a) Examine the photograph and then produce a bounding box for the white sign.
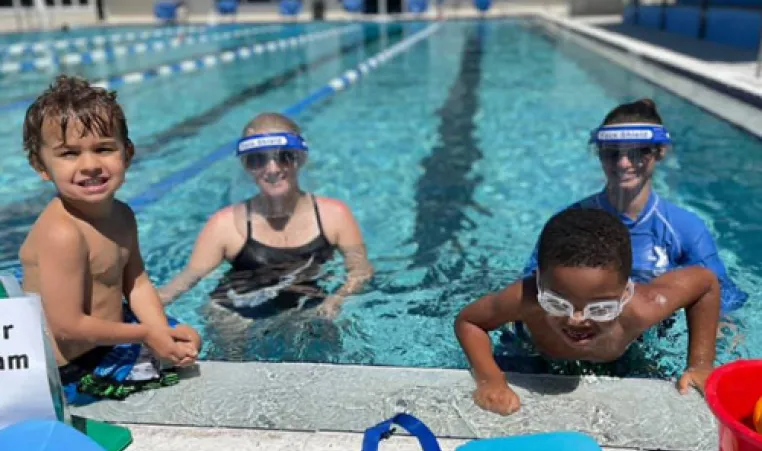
[0,295,58,430]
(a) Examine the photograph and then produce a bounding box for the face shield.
[588,123,672,198]
[234,132,309,218]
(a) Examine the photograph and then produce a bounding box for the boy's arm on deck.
[122,207,200,363]
[454,279,525,384]
[635,267,720,392]
[38,222,149,347]
[158,209,230,304]
[122,206,171,328]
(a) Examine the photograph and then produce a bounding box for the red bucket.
[706,360,762,451]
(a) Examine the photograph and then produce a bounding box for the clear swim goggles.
[535,271,635,322]
[236,132,308,171]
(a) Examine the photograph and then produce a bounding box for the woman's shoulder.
[206,202,247,229]
[653,196,709,230]
[311,195,360,244]
[312,195,354,218]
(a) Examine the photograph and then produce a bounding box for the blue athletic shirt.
[522,189,748,314]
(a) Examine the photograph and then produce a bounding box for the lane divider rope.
[0,25,282,74]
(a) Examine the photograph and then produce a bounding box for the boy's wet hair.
[602,98,662,126]
[537,208,632,281]
[242,112,301,137]
[23,75,131,171]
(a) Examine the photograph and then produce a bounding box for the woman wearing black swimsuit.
[159,112,373,320]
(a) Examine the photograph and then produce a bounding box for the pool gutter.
[71,360,717,450]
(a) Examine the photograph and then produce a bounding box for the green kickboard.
[72,415,133,451]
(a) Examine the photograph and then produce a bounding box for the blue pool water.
[0,19,759,379]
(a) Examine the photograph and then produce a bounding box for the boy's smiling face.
[36,115,133,206]
[538,265,630,348]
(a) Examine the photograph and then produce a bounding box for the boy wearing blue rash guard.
[522,99,747,315]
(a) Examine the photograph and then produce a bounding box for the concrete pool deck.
[72,361,718,451]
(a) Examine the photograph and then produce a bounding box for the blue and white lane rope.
[0,25,281,74]
[0,24,208,57]
[128,23,441,211]
[0,25,360,113]
[91,24,360,90]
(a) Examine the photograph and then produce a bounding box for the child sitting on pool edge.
[454,208,720,416]
[18,75,202,405]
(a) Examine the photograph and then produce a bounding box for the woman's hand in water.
[316,295,344,319]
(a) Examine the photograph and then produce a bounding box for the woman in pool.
[159,112,373,320]
[523,98,747,316]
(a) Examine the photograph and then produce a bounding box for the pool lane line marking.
[127,23,440,212]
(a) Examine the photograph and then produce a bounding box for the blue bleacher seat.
[154,1,178,21]
[473,0,491,12]
[342,0,363,12]
[216,0,238,15]
[705,7,762,50]
[665,6,702,38]
[638,5,663,28]
[407,0,428,13]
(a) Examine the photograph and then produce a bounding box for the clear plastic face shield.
[536,271,635,322]
[233,132,309,218]
[588,124,672,199]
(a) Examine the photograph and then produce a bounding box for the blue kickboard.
[457,431,602,451]
[0,419,106,451]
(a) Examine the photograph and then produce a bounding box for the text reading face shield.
[232,132,309,218]
[588,124,672,162]
[237,132,309,172]
[588,123,672,200]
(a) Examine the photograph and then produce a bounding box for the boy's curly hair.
[23,75,132,171]
[537,208,632,283]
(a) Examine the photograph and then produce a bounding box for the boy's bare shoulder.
[20,199,86,262]
[493,277,534,321]
[622,283,673,330]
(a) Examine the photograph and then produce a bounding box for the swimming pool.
[0,18,759,379]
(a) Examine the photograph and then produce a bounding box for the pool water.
[0,19,759,379]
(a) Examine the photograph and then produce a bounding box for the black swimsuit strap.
[245,199,253,239]
[310,193,326,238]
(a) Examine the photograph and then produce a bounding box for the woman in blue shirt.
[523,98,747,315]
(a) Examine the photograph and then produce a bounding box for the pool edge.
[71,360,717,451]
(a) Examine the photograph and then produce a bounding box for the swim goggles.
[535,271,634,322]
[236,132,308,171]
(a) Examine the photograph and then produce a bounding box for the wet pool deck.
[72,361,717,451]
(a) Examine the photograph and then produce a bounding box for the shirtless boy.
[19,75,202,403]
[455,208,720,415]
